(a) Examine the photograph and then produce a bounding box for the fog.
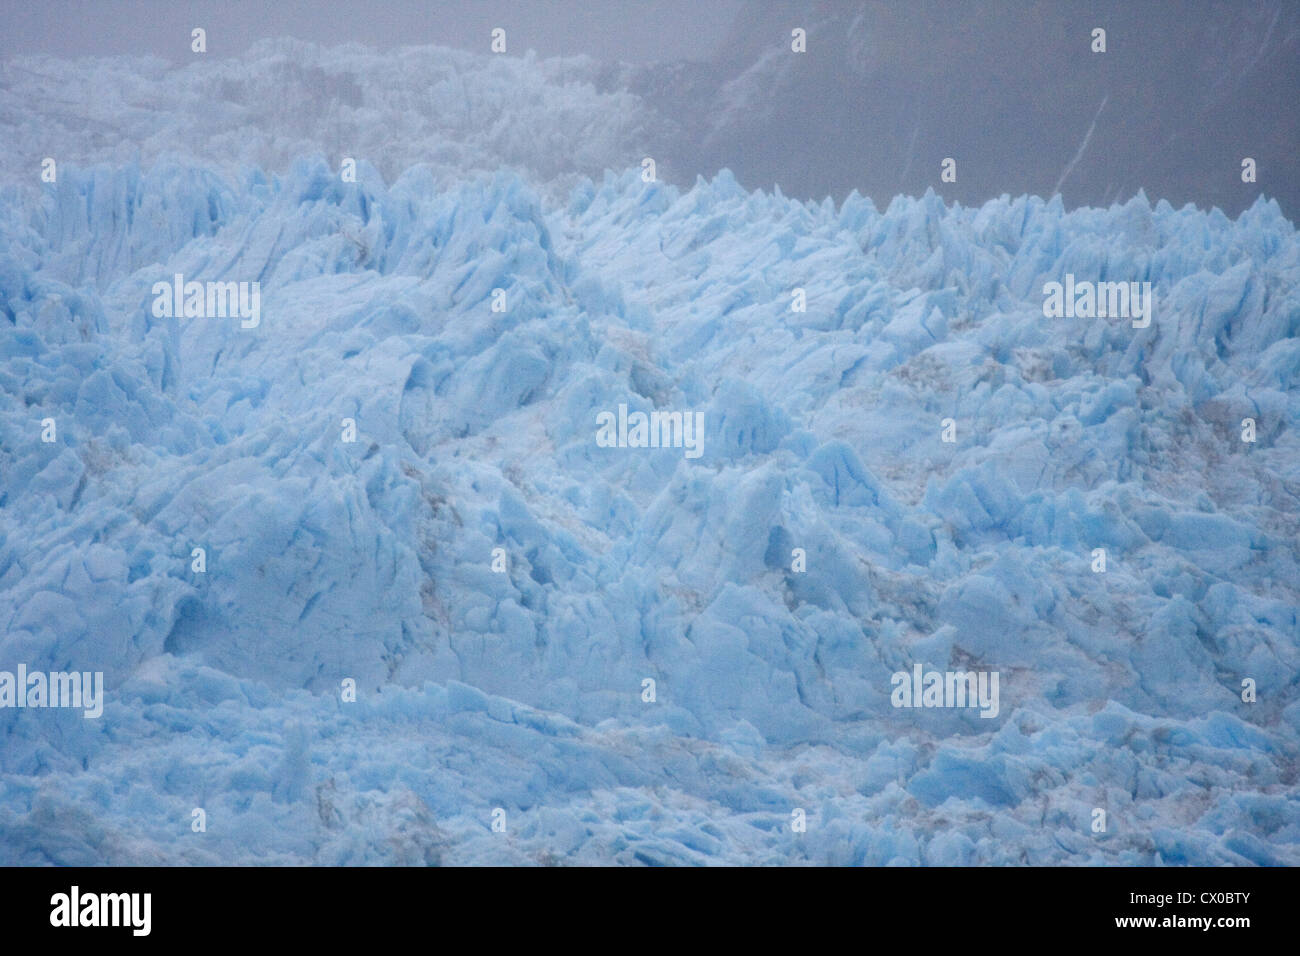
[3,0,1296,217]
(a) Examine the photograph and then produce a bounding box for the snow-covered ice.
[1,42,1298,865]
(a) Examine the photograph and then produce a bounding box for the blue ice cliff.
[0,43,1298,865]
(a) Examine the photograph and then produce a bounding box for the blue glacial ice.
[1,50,1299,867]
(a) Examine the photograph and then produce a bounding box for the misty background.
[2,0,1297,218]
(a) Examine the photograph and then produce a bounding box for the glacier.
[1,46,1299,867]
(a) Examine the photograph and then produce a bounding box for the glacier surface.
[1,45,1299,866]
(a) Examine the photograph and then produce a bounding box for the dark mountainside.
[630,0,1298,218]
